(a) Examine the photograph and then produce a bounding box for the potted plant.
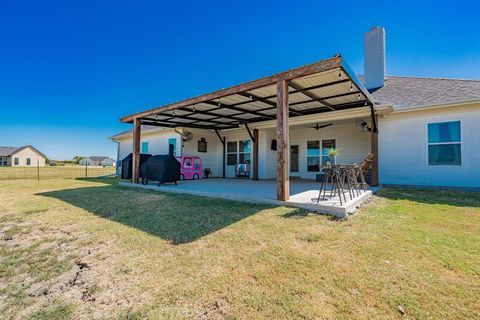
[326,147,340,165]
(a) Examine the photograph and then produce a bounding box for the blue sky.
[1,0,479,159]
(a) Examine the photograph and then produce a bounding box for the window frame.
[14,157,19,165]
[226,141,238,166]
[226,140,252,166]
[306,140,321,172]
[426,120,462,167]
[238,140,252,164]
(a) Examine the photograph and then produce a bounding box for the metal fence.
[0,165,116,180]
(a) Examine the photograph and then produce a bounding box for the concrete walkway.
[119,178,373,218]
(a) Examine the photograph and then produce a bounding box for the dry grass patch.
[0,177,479,319]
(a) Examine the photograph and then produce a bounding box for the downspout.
[215,130,226,178]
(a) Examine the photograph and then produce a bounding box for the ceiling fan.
[309,122,333,130]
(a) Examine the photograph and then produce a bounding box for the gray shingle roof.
[364,76,480,108]
[0,146,22,157]
[88,156,113,162]
[111,125,164,139]
[0,145,47,158]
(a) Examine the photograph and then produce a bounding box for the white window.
[226,141,237,166]
[307,140,320,172]
[427,121,461,166]
[226,140,251,165]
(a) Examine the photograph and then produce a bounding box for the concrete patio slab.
[119,178,373,218]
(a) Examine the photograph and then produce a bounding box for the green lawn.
[0,177,479,319]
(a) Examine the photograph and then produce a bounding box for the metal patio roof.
[120,55,375,131]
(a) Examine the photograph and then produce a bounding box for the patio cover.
[120,55,376,130]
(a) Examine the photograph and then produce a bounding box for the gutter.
[392,99,480,113]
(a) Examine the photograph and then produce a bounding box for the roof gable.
[0,145,47,158]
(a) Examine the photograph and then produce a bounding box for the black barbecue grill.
[140,145,181,185]
[121,153,152,180]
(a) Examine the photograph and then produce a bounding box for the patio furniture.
[317,165,348,205]
[317,163,370,205]
[235,160,251,177]
[357,153,374,191]
[203,168,211,178]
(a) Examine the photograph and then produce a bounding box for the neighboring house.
[0,145,47,167]
[79,156,116,167]
[111,26,480,189]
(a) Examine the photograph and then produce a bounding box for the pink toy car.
[176,156,203,180]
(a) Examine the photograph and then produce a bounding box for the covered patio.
[119,55,380,216]
[119,178,373,218]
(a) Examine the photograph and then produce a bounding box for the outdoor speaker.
[271,139,277,151]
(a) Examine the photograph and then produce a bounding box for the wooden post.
[276,80,289,201]
[253,128,259,180]
[132,118,141,183]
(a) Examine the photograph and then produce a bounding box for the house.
[0,145,47,167]
[79,156,116,167]
[112,26,480,201]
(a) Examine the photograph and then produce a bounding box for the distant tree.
[73,156,84,164]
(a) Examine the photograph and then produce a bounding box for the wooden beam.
[253,128,259,180]
[132,118,141,184]
[120,56,342,123]
[276,80,289,201]
[288,81,335,111]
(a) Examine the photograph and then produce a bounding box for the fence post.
[85,162,88,179]
[37,158,39,181]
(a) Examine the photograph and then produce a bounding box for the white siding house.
[111,26,480,189]
[79,156,116,167]
[0,146,47,167]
